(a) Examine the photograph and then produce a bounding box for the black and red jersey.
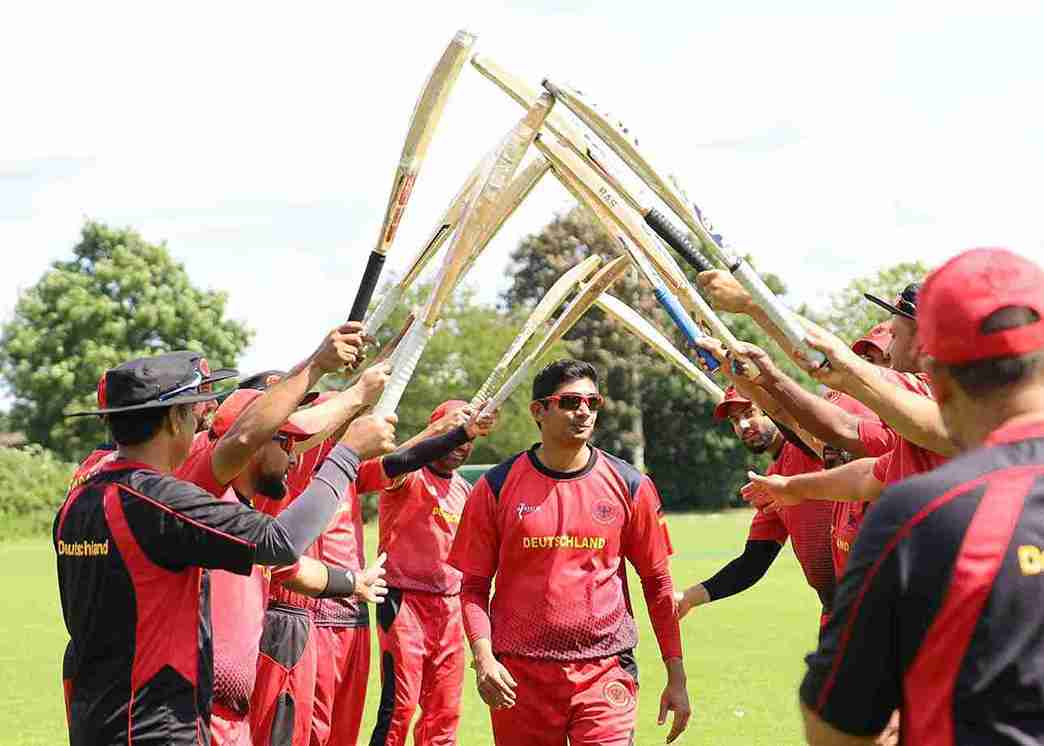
[802,417,1044,743]
[54,459,281,746]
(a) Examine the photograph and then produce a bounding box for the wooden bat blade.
[471,253,602,406]
[595,293,724,403]
[422,92,554,326]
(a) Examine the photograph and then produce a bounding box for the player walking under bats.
[448,359,690,745]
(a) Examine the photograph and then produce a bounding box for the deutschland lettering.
[432,505,461,524]
[522,535,606,550]
[57,539,110,557]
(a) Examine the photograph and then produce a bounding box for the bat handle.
[363,284,403,338]
[372,321,434,416]
[654,287,720,372]
[730,260,828,368]
[348,251,387,322]
[645,207,714,273]
[483,358,533,415]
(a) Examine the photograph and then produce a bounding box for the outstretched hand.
[355,553,388,604]
[658,676,692,744]
[741,470,801,512]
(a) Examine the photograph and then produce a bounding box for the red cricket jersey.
[448,446,675,661]
[825,391,899,576]
[176,438,270,714]
[378,466,471,595]
[870,372,949,486]
[748,442,835,602]
[68,448,117,493]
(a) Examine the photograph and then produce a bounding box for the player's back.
[873,422,1044,743]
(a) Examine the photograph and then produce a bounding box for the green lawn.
[1,510,819,745]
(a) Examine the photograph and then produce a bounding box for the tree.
[0,221,252,460]
[820,261,930,343]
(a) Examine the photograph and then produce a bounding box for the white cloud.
[2,0,1043,384]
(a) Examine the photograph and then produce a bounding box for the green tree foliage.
[0,445,75,540]
[820,261,929,343]
[0,221,252,460]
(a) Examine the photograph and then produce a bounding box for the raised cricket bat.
[348,30,476,323]
[471,254,602,407]
[543,79,825,367]
[471,54,715,273]
[481,255,631,414]
[362,162,483,337]
[595,293,724,403]
[373,93,555,415]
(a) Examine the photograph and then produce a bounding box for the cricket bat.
[595,293,724,403]
[348,30,476,323]
[471,254,602,407]
[481,255,631,414]
[373,92,555,415]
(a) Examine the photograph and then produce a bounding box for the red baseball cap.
[851,322,893,358]
[713,386,752,420]
[429,399,469,424]
[209,389,315,440]
[919,247,1044,365]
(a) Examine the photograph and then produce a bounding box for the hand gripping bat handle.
[653,286,720,372]
[363,284,403,338]
[373,321,434,416]
[348,251,387,322]
[644,207,714,273]
[730,259,827,368]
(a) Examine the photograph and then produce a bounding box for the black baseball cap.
[864,282,921,321]
[231,369,320,406]
[68,351,237,416]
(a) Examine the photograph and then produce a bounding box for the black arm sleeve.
[381,426,470,479]
[123,446,359,575]
[256,444,361,563]
[701,540,782,601]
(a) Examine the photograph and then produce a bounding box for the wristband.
[317,567,356,598]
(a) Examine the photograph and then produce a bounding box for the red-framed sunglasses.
[539,393,605,412]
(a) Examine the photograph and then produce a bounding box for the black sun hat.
[68,351,237,416]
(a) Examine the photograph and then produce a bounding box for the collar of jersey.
[983,414,1044,447]
[526,443,598,480]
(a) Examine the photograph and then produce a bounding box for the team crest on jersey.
[516,502,542,520]
[603,680,633,709]
[592,498,619,525]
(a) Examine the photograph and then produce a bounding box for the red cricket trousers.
[250,604,319,746]
[312,624,371,746]
[368,590,465,746]
[489,653,638,746]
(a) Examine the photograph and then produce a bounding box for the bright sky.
[3,0,1043,379]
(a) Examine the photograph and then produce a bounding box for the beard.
[256,473,288,501]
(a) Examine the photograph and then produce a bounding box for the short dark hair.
[108,405,176,446]
[532,359,599,402]
[947,307,1044,396]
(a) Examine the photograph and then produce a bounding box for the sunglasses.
[272,433,294,454]
[540,393,605,412]
[158,370,204,401]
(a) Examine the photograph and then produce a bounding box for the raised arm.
[742,457,884,511]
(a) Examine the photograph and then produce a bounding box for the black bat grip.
[645,207,714,273]
[348,252,386,322]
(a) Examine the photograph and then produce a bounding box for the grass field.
[0,510,820,746]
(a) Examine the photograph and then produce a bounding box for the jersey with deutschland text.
[448,445,673,661]
[802,418,1044,743]
[378,466,471,595]
[748,442,836,612]
[54,459,282,746]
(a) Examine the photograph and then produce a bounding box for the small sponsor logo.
[592,498,619,525]
[603,680,633,709]
[516,502,541,521]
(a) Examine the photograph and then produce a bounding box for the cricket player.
[448,359,690,745]
[801,247,1044,744]
[55,328,396,746]
[368,399,496,746]
[675,385,837,624]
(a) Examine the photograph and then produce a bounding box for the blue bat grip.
[654,286,720,372]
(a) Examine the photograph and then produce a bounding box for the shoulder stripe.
[484,452,526,503]
[599,450,644,500]
[815,463,1044,713]
[115,479,254,550]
